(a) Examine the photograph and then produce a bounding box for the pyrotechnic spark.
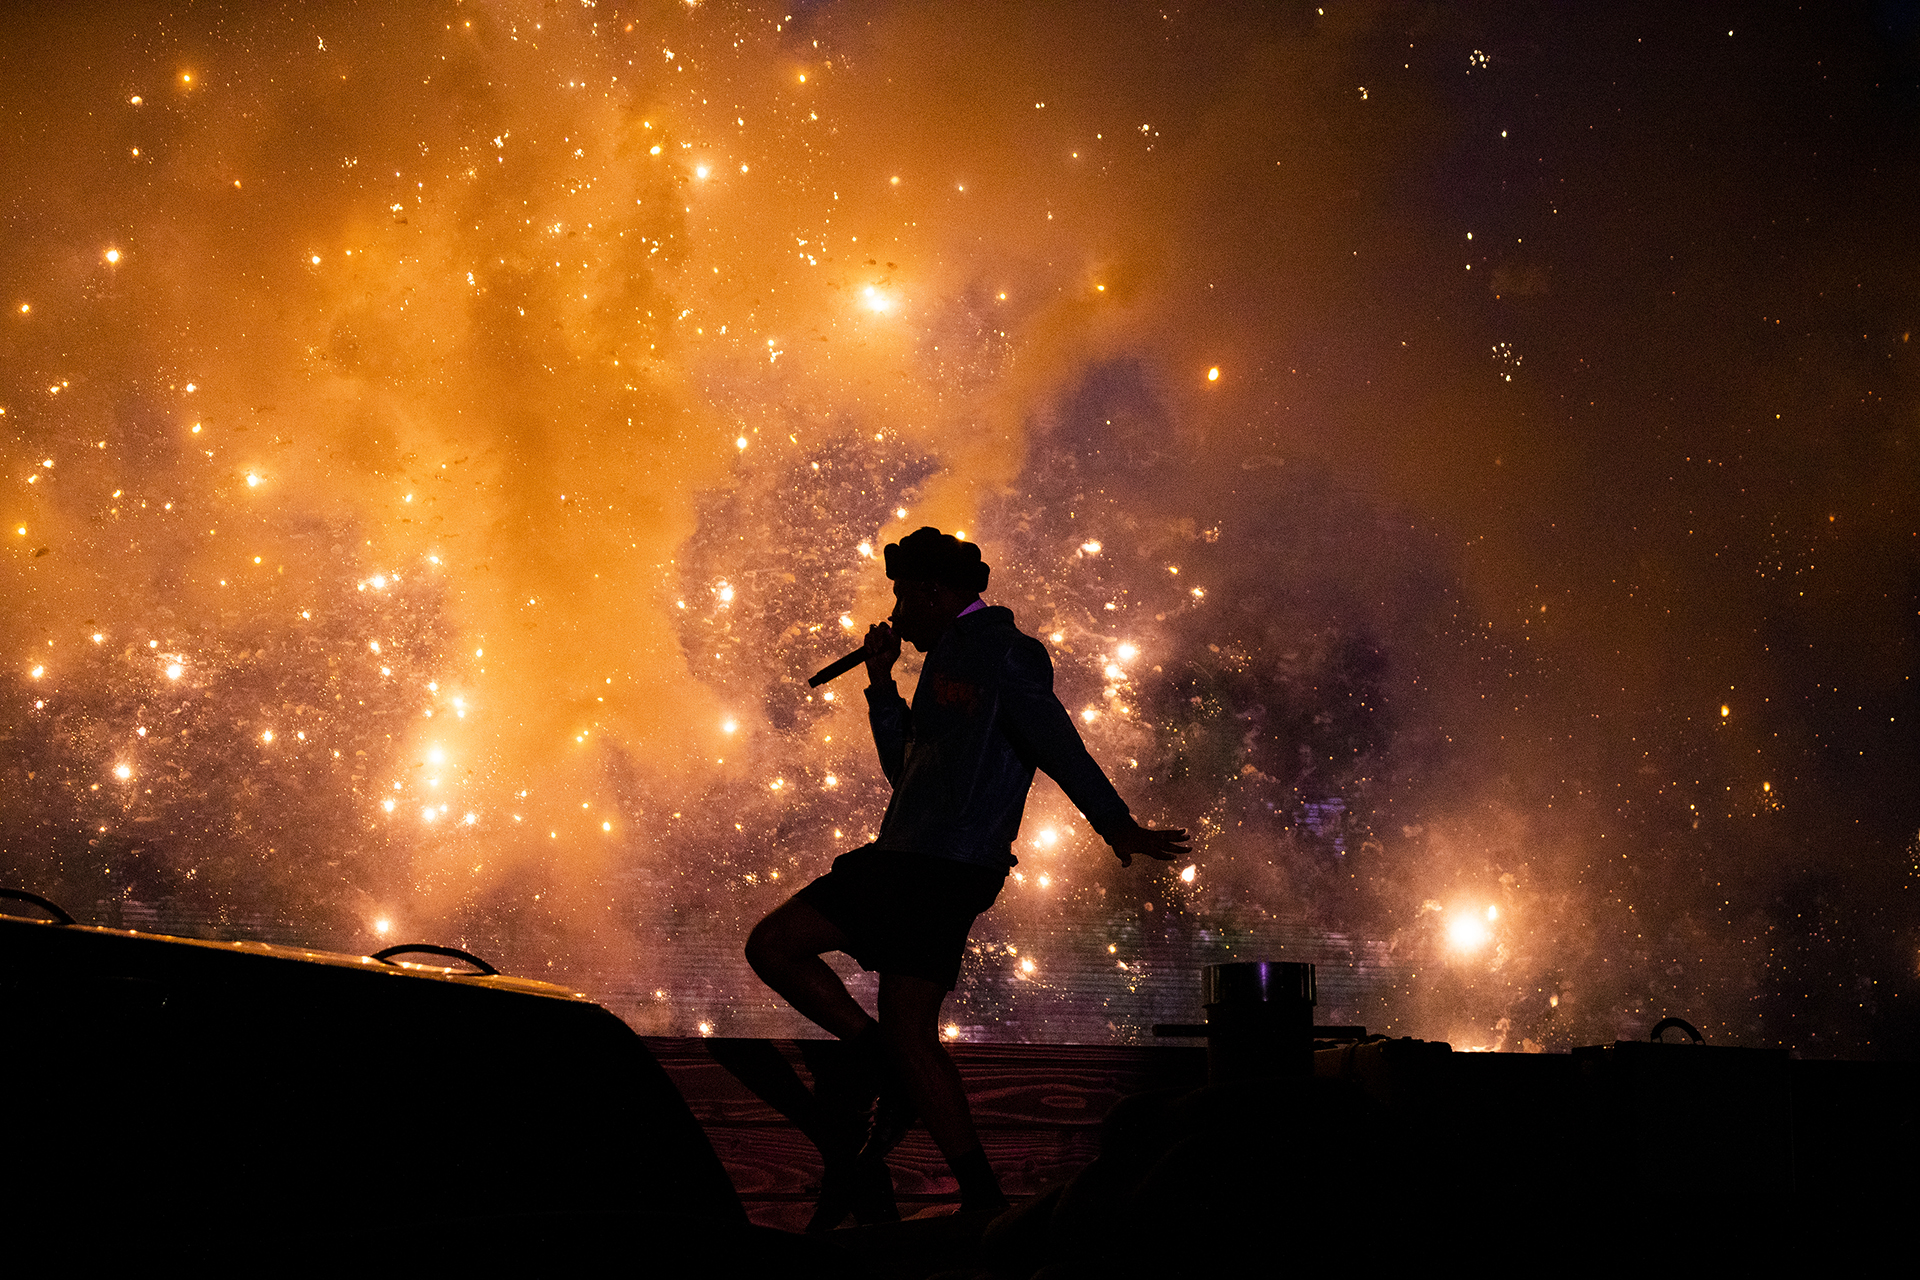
[0,0,1892,1058]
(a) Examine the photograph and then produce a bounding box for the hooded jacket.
[864,604,1132,868]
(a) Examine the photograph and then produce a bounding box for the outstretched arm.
[999,637,1188,868]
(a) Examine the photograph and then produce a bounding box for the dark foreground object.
[663,1033,1920,1277]
[0,910,848,1273]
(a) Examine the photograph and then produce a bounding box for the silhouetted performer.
[746,527,1188,1220]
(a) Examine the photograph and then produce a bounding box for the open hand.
[1109,819,1190,868]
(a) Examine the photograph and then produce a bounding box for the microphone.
[808,647,868,688]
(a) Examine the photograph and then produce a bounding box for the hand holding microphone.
[808,620,900,687]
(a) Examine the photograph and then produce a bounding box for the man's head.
[884,527,989,650]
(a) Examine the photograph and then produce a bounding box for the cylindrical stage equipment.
[1201,960,1316,1083]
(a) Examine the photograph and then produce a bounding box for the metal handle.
[0,888,76,925]
[370,943,498,975]
[1649,1016,1703,1044]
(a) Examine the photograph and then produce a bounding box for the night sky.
[3,1,1917,1057]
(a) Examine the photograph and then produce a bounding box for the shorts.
[794,845,1008,990]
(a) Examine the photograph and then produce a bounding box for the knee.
[743,915,784,975]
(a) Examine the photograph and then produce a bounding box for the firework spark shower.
[3,1,1917,1055]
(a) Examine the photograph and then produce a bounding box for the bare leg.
[876,973,978,1161]
[745,897,875,1041]
[747,897,903,1229]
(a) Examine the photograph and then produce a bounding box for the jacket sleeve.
[865,678,910,786]
[998,638,1133,838]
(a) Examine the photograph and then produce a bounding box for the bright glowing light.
[1180,864,1197,883]
[824,775,838,787]
[1105,663,1124,679]
[1036,828,1058,847]
[1207,366,1220,381]
[857,542,874,558]
[261,730,274,743]
[105,249,121,264]
[30,666,44,678]
[717,583,734,603]
[1447,913,1492,952]
[1081,540,1101,554]
[695,164,710,179]
[1117,643,1138,660]
[943,1024,959,1040]
[246,473,260,486]
[114,764,132,780]
[735,436,748,450]
[421,807,437,822]
[1038,874,1051,888]
[864,286,891,312]
[722,719,738,734]
[310,254,321,265]
[1019,958,1036,975]
[373,918,391,935]
[697,1021,713,1036]
[165,663,183,679]
[382,799,397,812]
[1721,704,1731,718]
[1081,708,1098,722]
